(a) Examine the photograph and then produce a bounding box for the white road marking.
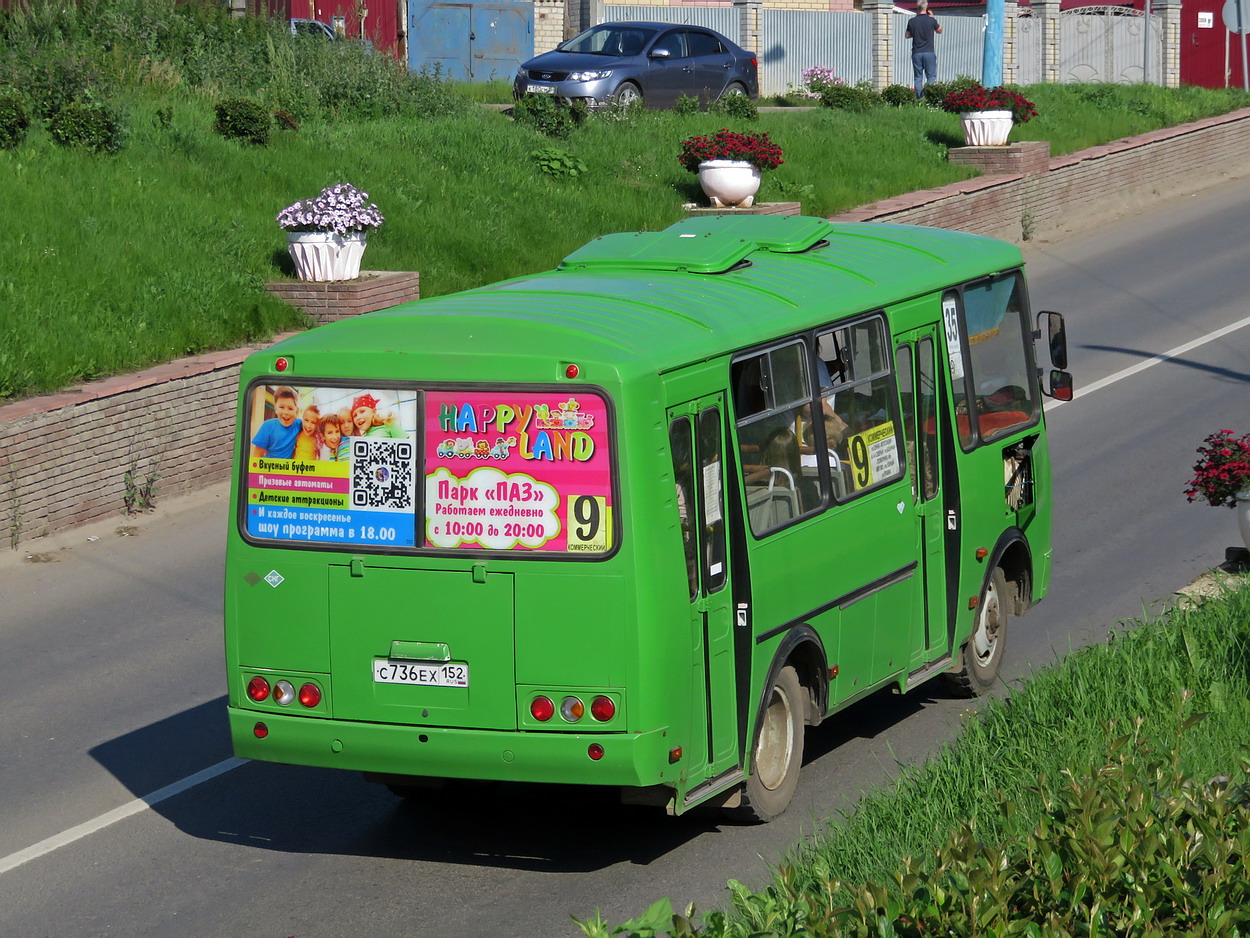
[1048,312,1250,410]
[0,757,247,876]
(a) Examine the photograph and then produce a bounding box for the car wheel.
[723,665,804,823]
[612,81,643,107]
[719,82,748,100]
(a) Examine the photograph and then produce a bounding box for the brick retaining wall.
[829,108,1250,242]
[3,108,1249,548]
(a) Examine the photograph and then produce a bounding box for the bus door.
[667,399,738,776]
[896,329,951,665]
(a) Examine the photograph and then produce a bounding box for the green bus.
[225,215,1071,820]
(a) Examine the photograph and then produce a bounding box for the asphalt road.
[3,173,1250,937]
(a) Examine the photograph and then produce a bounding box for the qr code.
[351,439,414,509]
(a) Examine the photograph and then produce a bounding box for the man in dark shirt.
[905,0,942,100]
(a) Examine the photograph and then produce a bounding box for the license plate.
[373,660,469,687]
[526,83,556,94]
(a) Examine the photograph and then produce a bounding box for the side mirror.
[649,47,671,58]
[1037,310,1068,370]
[1047,370,1074,401]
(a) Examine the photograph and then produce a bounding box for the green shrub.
[819,82,880,112]
[1,47,108,120]
[0,87,31,149]
[673,94,701,115]
[212,97,271,145]
[45,97,127,154]
[510,93,580,137]
[530,146,588,177]
[881,84,916,107]
[922,74,980,108]
[708,91,758,121]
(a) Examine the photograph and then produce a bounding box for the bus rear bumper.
[228,706,674,787]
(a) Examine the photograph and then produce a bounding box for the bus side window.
[733,342,820,534]
[815,316,905,496]
[668,418,699,599]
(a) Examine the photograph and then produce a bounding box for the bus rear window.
[244,384,419,548]
[424,389,614,554]
[241,384,615,555]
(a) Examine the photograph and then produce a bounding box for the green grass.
[1,2,1247,402]
[579,576,1250,935]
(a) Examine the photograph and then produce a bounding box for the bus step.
[676,767,745,814]
[904,655,954,691]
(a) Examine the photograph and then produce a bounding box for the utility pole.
[983,0,1005,85]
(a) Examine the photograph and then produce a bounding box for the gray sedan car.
[513,21,758,109]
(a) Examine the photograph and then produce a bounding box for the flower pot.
[1237,492,1250,554]
[959,110,1014,147]
[287,231,368,282]
[697,160,762,208]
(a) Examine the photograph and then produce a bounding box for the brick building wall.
[2,109,1249,548]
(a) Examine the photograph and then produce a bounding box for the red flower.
[678,128,785,174]
[941,84,1037,124]
[1185,429,1250,508]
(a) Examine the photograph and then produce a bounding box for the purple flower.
[276,183,385,234]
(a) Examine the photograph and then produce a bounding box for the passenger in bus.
[249,385,301,459]
[744,426,802,488]
[293,404,321,461]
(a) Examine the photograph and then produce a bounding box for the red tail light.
[247,677,270,702]
[253,722,269,738]
[530,696,555,721]
[590,696,615,722]
[298,683,321,708]
[587,744,604,761]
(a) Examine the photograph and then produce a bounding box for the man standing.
[906,0,942,100]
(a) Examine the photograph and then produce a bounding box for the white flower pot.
[959,110,1014,147]
[697,160,762,208]
[287,231,368,282]
[1237,492,1250,554]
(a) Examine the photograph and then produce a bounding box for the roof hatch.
[559,214,832,275]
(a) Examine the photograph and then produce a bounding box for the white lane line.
[1048,312,1250,410]
[0,757,247,876]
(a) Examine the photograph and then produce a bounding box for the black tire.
[718,82,748,100]
[943,568,1009,697]
[725,665,804,822]
[612,81,643,107]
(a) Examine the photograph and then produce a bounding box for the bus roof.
[262,216,1023,381]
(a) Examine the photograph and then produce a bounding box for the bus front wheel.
[944,568,1009,697]
[726,665,804,822]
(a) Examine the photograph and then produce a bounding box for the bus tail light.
[587,744,604,761]
[273,680,296,706]
[560,696,585,722]
[254,722,269,738]
[530,696,555,722]
[298,683,321,708]
[247,676,271,702]
[590,696,615,722]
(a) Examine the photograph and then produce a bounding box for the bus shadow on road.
[88,697,719,872]
[88,683,965,873]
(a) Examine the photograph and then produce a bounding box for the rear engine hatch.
[329,565,515,729]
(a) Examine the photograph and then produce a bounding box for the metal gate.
[408,0,533,81]
[1060,7,1161,83]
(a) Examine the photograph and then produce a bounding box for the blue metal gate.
[408,0,533,82]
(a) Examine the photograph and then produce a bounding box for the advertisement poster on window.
[244,384,418,547]
[424,390,614,553]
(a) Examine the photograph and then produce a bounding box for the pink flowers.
[941,85,1038,124]
[678,128,785,174]
[277,183,385,235]
[1184,430,1250,508]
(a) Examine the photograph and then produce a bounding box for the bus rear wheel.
[944,568,1009,697]
[725,665,803,822]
